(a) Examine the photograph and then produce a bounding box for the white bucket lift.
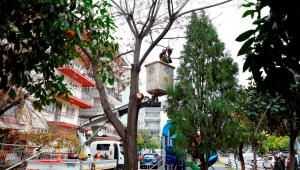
[145,61,175,96]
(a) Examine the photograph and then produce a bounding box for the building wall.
[120,86,130,126]
[159,101,169,136]
[137,107,164,139]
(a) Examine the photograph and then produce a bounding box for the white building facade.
[137,102,168,139]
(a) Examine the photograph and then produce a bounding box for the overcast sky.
[113,1,264,97]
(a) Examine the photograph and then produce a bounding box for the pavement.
[137,156,247,170]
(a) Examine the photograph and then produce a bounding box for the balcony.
[145,126,160,131]
[57,88,94,108]
[79,106,103,118]
[58,61,95,87]
[0,107,26,130]
[144,117,160,121]
[83,87,122,105]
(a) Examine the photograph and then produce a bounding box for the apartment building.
[0,55,130,147]
[137,102,168,139]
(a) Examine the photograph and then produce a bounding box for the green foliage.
[0,0,118,112]
[264,74,300,138]
[91,125,101,133]
[139,130,152,144]
[137,132,144,151]
[166,11,239,160]
[258,144,269,155]
[137,130,160,150]
[147,137,161,150]
[236,0,300,98]
[263,136,290,151]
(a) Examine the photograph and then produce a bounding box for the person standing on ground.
[287,156,290,170]
[274,156,283,170]
[295,157,298,170]
[280,154,286,170]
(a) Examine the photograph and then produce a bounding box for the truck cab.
[90,140,124,169]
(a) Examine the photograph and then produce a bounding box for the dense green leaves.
[0,0,118,113]
[166,11,239,161]
[236,30,256,42]
[237,37,255,56]
[236,0,300,98]
[9,89,16,100]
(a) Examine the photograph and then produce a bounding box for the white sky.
[112,1,265,97]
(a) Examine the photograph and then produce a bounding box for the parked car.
[263,156,275,169]
[140,153,160,169]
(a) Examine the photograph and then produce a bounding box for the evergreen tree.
[166,11,239,170]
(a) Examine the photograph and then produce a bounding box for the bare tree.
[80,0,235,169]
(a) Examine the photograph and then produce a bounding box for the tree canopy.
[0,0,118,114]
[166,11,239,170]
[236,1,300,98]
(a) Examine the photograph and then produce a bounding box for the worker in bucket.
[159,47,173,64]
[68,149,79,159]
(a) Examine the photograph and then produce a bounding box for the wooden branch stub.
[137,93,143,99]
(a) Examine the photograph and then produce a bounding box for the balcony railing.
[69,88,94,105]
[77,118,89,126]
[69,61,95,82]
[145,126,160,130]
[83,87,121,102]
[144,117,160,121]
[79,106,103,114]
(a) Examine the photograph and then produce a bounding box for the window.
[69,83,77,96]
[97,144,110,150]
[146,112,159,117]
[146,122,158,127]
[42,103,60,113]
[151,132,159,136]
[139,112,144,117]
[138,122,144,127]
[66,106,75,118]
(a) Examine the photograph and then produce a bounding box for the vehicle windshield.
[269,157,273,160]
[143,154,157,159]
[119,144,124,155]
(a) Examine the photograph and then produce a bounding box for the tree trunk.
[252,143,257,170]
[124,38,143,170]
[239,143,245,170]
[290,136,296,170]
[200,153,206,170]
[205,153,210,170]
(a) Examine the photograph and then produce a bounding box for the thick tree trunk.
[239,143,245,170]
[200,153,206,170]
[124,38,143,170]
[205,153,210,170]
[290,136,296,170]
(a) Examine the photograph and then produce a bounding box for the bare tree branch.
[173,0,190,16]
[175,0,232,18]
[167,0,172,18]
[140,1,156,36]
[138,19,175,68]
[162,36,187,39]
[126,16,138,36]
[116,50,134,58]
[80,46,126,139]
